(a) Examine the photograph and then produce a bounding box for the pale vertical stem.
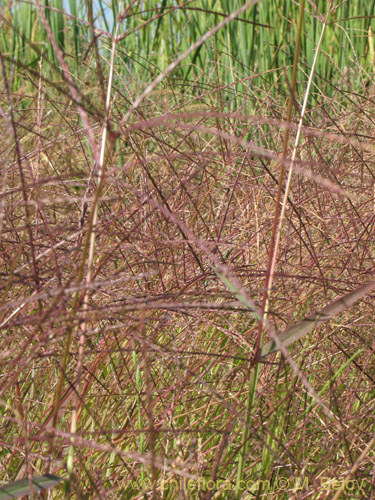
[268,19,328,294]
[35,52,44,241]
[67,3,123,477]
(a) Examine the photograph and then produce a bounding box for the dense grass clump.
[1,1,375,499]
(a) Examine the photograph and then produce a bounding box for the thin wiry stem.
[235,1,306,497]
[67,1,124,479]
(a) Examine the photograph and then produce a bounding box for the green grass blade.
[234,364,260,499]
[0,475,65,499]
[301,349,363,418]
[215,270,260,321]
[69,0,80,61]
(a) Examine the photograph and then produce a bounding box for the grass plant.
[1,1,375,499]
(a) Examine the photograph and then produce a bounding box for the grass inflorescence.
[1,1,375,499]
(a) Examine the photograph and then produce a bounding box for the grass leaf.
[0,475,66,499]
[260,280,375,358]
